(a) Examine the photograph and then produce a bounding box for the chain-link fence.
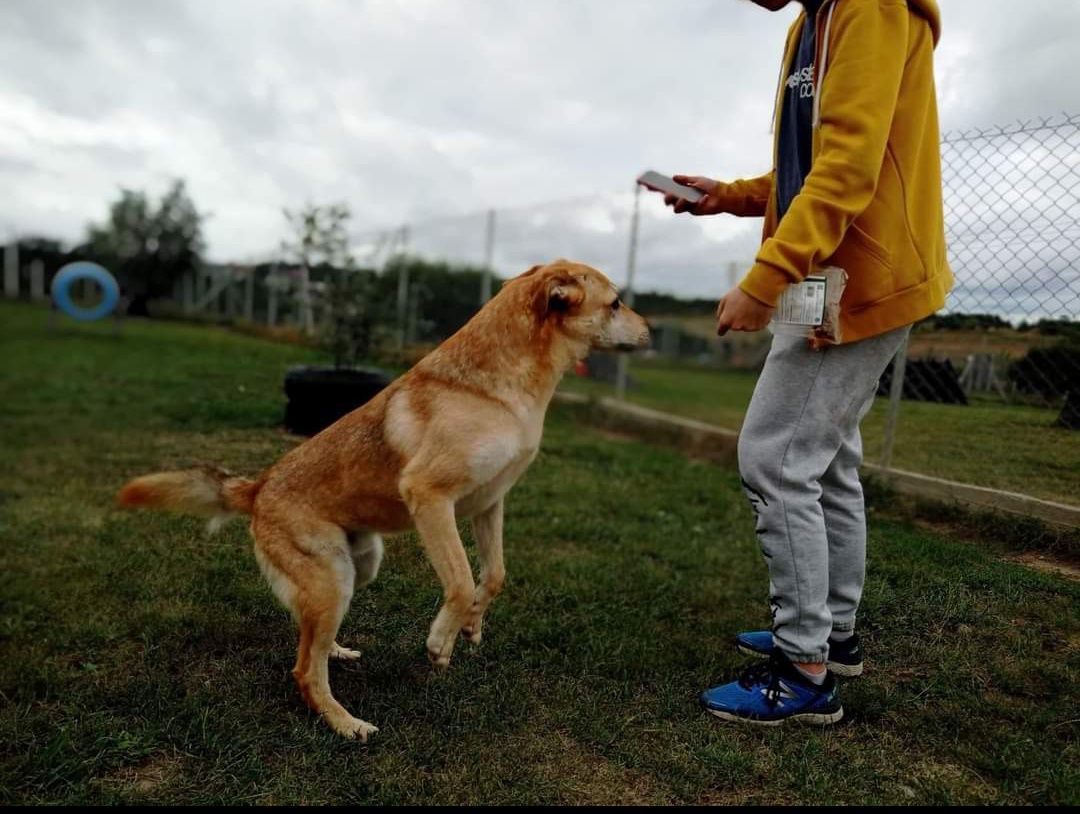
[337,111,1080,505]
[937,113,1080,412]
[5,112,1077,498]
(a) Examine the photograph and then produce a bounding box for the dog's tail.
[116,466,260,518]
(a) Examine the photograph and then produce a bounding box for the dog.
[117,260,651,740]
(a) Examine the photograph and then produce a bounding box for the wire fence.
[938,114,1080,409]
[347,113,1080,419]
[4,112,1078,486]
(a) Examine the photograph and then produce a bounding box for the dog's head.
[513,260,651,351]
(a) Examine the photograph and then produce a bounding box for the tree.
[281,203,392,366]
[281,203,354,272]
[85,180,204,315]
[281,203,355,336]
[322,269,381,368]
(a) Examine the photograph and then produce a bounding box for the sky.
[1,0,1078,303]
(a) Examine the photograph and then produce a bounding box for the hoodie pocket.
[829,221,896,311]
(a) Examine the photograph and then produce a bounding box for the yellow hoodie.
[721,0,951,343]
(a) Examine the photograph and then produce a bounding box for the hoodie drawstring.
[768,48,787,136]
[812,1,837,129]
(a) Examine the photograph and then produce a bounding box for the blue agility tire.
[52,262,120,321]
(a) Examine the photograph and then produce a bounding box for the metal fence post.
[244,268,254,321]
[395,225,411,349]
[615,184,642,400]
[480,209,496,303]
[880,334,909,470]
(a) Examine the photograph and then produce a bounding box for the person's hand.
[715,286,773,336]
[663,175,727,216]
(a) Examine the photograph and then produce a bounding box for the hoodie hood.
[814,0,942,47]
[908,0,941,46]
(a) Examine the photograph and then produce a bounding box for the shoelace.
[736,657,785,707]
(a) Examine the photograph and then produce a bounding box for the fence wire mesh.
[939,113,1080,409]
[8,111,1080,498]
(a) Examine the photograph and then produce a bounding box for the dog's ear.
[544,275,585,316]
[530,273,582,320]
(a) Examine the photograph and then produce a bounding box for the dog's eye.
[611,299,621,311]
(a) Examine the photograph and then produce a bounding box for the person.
[663,0,950,725]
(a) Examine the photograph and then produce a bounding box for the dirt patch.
[1004,551,1080,582]
[894,516,1080,578]
[99,751,186,794]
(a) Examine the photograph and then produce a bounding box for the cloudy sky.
[1,0,1078,300]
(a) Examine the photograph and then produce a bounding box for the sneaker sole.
[706,707,844,727]
[827,661,863,678]
[735,644,863,678]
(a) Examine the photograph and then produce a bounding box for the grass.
[1,300,1078,805]
[561,357,1080,506]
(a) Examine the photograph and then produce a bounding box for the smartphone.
[636,170,705,203]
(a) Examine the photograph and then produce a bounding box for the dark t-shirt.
[776,1,823,221]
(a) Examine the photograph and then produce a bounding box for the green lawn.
[1,301,1077,805]
[562,357,1080,506]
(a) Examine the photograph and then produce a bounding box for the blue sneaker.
[700,654,843,726]
[735,630,864,677]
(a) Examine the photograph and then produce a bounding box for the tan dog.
[117,260,650,741]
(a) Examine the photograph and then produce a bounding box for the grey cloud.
[0,0,1076,307]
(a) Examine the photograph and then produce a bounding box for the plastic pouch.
[769,266,848,349]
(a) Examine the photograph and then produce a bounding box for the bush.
[1008,342,1080,398]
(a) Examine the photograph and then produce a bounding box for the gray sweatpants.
[738,324,910,664]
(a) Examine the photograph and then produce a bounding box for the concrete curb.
[553,391,1080,529]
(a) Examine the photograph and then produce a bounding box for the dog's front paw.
[426,629,459,670]
[461,608,485,645]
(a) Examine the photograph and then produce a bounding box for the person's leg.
[738,326,910,668]
[820,400,872,637]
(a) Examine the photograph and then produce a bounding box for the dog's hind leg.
[330,532,385,661]
[462,498,505,645]
[349,531,384,589]
[254,515,377,740]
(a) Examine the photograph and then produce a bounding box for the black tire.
[283,366,392,436]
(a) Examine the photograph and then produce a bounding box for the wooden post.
[267,278,278,327]
[29,259,45,301]
[195,269,208,313]
[4,242,18,299]
[226,268,239,318]
[213,269,224,316]
[182,271,194,314]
